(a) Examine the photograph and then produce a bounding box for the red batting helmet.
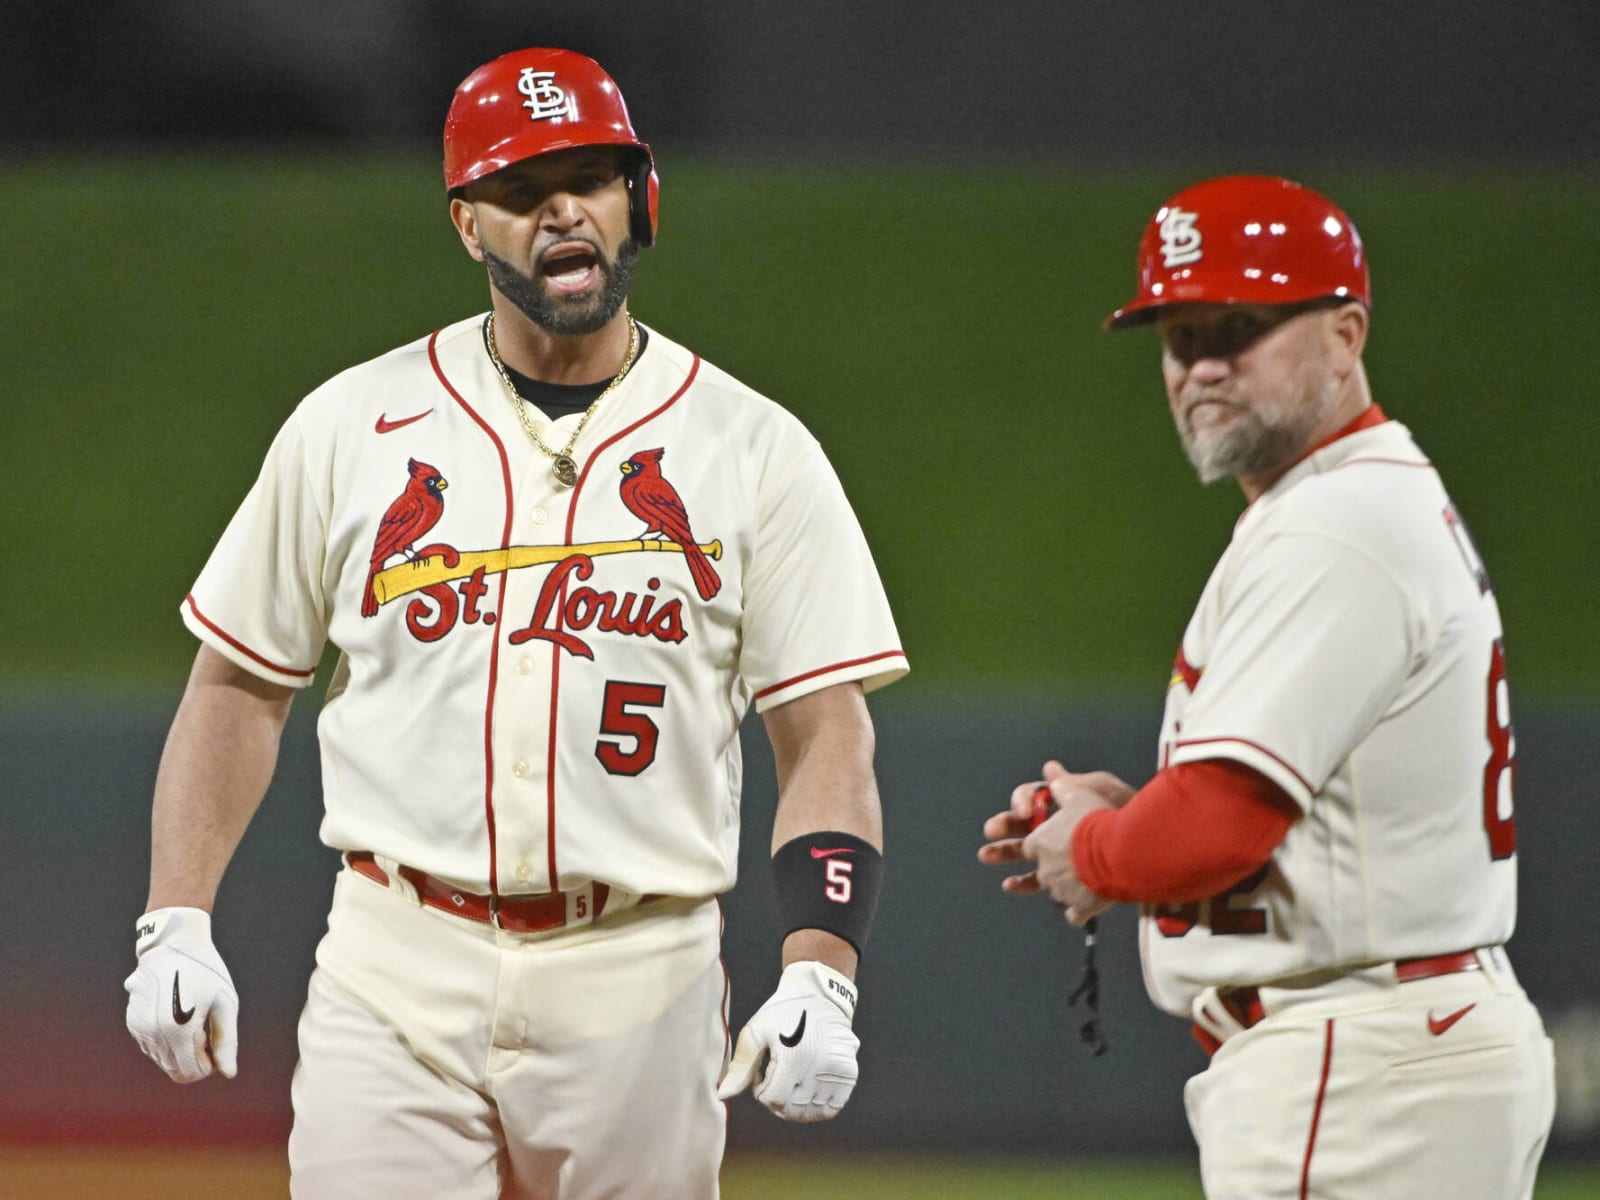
[1105,175,1369,330]
[443,48,660,247]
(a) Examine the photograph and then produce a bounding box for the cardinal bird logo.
[618,447,721,601]
[363,458,448,617]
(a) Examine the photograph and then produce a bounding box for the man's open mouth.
[541,246,601,294]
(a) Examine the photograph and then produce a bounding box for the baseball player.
[123,48,906,1198]
[979,176,1555,1198]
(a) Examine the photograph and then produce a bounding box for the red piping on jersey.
[546,350,703,888]
[718,898,732,1118]
[429,328,516,896]
[1332,456,1435,471]
[1236,404,1392,524]
[717,897,733,1122]
[719,953,732,1117]
[1300,1019,1336,1199]
[752,650,908,701]
[1173,735,1314,796]
[1300,403,1387,460]
[183,595,316,678]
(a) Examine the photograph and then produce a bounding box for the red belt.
[1192,950,1485,1057]
[347,851,647,934]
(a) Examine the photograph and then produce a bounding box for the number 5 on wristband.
[772,831,883,955]
[823,857,852,903]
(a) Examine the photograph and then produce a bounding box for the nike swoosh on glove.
[124,907,239,1083]
[716,960,859,1122]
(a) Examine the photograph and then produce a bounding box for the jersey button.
[517,657,533,675]
[514,864,532,882]
[512,759,529,778]
[531,506,548,524]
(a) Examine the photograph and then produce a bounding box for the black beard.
[482,239,638,336]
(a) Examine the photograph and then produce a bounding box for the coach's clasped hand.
[717,960,860,1122]
[124,906,239,1083]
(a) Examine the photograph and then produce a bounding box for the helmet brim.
[1103,286,1368,332]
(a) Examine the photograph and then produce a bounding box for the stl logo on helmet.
[518,69,576,122]
[1159,206,1203,268]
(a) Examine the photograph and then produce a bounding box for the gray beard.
[483,239,638,336]
[1184,411,1311,484]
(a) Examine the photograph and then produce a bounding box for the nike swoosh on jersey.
[779,1011,807,1047]
[1427,1003,1476,1036]
[809,847,855,859]
[375,409,434,434]
[172,972,196,1025]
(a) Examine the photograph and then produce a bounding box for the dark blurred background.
[5,1,1599,161]
[4,0,1598,1176]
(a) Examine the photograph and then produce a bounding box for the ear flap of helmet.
[627,152,659,247]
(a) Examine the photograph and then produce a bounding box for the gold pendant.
[552,455,578,488]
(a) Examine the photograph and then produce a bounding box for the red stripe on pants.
[1300,1019,1336,1198]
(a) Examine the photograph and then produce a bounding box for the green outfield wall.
[5,161,1597,1165]
[4,159,1597,698]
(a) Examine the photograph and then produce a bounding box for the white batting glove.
[124,907,239,1084]
[716,960,860,1122]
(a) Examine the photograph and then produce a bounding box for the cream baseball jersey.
[1142,417,1517,1015]
[182,315,907,897]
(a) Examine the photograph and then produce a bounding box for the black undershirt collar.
[486,324,651,419]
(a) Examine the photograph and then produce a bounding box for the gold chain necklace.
[484,314,639,488]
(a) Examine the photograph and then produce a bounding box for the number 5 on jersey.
[595,681,666,775]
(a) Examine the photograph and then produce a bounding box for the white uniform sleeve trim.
[180,594,319,689]
[1168,737,1315,812]
[751,650,908,714]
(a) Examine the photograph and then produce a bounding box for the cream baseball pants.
[288,866,728,1199]
[1185,947,1555,1200]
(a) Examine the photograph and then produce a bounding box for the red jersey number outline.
[1443,503,1516,860]
[1483,638,1516,860]
[1155,864,1270,939]
[595,681,667,776]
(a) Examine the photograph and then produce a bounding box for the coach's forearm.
[1070,759,1298,903]
[764,682,882,979]
[145,645,295,913]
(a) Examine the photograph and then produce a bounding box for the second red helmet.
[1105,176,1369,330]
[442,48,660,247]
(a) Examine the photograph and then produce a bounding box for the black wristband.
[771,831,884,956]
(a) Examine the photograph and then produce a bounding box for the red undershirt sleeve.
[1069,760,1299,904]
